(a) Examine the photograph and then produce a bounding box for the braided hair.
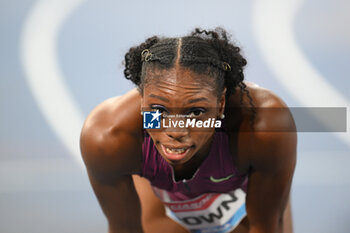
[123,27,255,120]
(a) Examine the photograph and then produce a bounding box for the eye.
[150,105,168,115]
[187,108,206,118]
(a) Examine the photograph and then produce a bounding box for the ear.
[218,88,227,116]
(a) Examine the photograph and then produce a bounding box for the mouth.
[160,144,192,161]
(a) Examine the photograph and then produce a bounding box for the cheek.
[191,130,214,144]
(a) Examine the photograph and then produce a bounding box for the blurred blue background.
[1,0,349,232]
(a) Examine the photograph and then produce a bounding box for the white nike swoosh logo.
[210,174,235,183]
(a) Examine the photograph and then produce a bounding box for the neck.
[172,132,215,181]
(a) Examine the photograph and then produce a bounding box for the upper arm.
[80,101,143,233]
[245,96,297,232]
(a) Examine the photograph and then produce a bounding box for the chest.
[142,133,248,198]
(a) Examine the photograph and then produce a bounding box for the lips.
[160,144,191,161]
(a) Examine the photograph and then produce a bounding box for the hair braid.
[124,36,160,86]
[190,28,248,98]
[190,28,255,124]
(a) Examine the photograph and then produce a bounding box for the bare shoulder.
[247,82,295,130]
[235,82,297,170]
[80,89,143,181]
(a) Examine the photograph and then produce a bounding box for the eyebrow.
[148,94,169,102]
[186,97,210,104]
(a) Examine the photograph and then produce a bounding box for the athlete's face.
[141,67,226,168]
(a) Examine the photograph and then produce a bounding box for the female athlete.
[80,28,297,233]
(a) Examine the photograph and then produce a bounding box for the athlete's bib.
[153,188,246,233]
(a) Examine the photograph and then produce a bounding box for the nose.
[165,128,188,141]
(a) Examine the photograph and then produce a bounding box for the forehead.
[143,67,215,94]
